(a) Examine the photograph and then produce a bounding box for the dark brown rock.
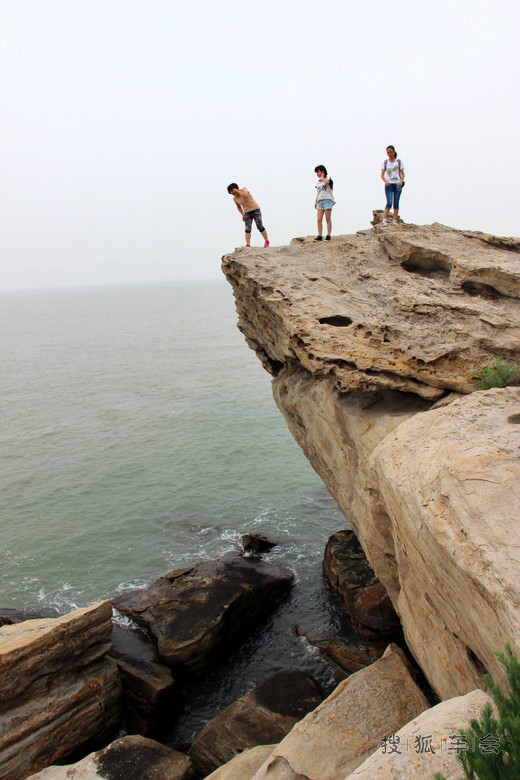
[188,670,324,777]
[109,623,180,736]
[241,533,277,554]
[323,530,401,637]
[113,552,294,675]
[313,639,387,679]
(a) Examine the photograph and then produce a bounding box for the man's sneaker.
[382,219,387,226]
[264,240,270,247]
[314,235,323,241]
[392,220,397,225]
[325,235,331,241]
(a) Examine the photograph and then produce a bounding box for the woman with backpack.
[380,146,405,226]
[314,164,335,240]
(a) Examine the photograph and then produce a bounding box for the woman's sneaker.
[382,219,387,226]
[325,235,331,240]
[314,235,323,241]
[264,240,270,247]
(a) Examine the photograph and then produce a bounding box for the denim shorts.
[317,199,334,210]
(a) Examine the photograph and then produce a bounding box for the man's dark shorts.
[244,208,265,233]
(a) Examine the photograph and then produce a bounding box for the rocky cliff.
[222,221,520,701]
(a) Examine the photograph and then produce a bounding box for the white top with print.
[381,158,404,183]
[315,177,335,204]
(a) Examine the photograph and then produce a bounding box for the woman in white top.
[380,146,405,226]
[314,164,335,240]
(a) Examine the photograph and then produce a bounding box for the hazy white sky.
[1,0,519,290]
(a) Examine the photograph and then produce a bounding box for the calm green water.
[0,279,346,738]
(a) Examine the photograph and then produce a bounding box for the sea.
[0,279,348,740]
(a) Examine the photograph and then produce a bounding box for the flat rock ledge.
[113,552,294,675]
[222,224,520,700]
[223,222,520,400]
[0,601,122,780]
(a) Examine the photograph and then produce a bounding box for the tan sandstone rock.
[204,745,276,780]
[344,689,494,779]
[222,223,520,401]
[368,386,520,699]
[0,601,122,780]
[250,645,429,780]
[222,224,520,701]
[27,735,193,780]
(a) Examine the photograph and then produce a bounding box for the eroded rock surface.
[189,670,323,777]
[222,224,520,701]
[223,223,520,400]
[113,552,293,675]
[0,602,122,780]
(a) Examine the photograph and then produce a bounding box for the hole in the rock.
[508,413,520,424]
[401,251,452,279]
[467,647,489,678]
[318,315,353,327]
[462,281,504,300]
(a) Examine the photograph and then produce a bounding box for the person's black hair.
[227,183,239,193]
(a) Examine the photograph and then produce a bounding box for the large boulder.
[323,529,400,636]
[344,689,494,779]
[113,552,293,675]
[251,645,429,780]
[27,735,193,780]
[367,386,520,699]
[189,670,324,777]
[0,601,122,780]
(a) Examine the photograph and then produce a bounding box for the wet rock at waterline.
[113,552,294,675]
[108,623,180,736]
[323,530,401,637]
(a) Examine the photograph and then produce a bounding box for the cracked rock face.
[222,222,520,401]
[222,223,520,701]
